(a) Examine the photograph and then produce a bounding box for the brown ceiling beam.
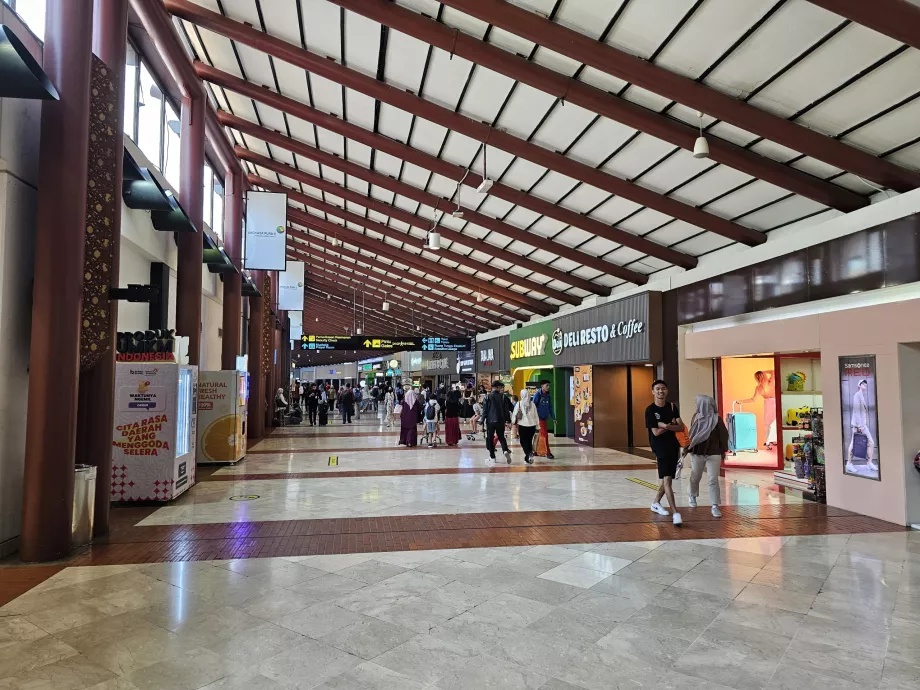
[253,170,580,306]
[287,244,507,331]
[203,70,700,268]
[294,254,483,333]
[163,4,753,251]
[286,231,525,323]
[332,0,867,213]
[287,210,551,317]
[439,0,920,194]
[234,142,613,294]
[807,0,920,51]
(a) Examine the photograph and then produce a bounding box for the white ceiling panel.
[529,171,580,204]
[273,59,312,105]
[749,24,901,118]
[655,0,779,79]
[621,86,673,113]
[423,48,475,111]
[558,184,610,215]
[494,83,557,138]
[565,117,637,168]
[287,117,318,147]
[605,0,699,60]
[603,134,676,180]
[551,226,593,248]
[588,195,643,225]
[458,67,516,124]
[705,180,788,218]
[886,141,920,172]
[440,6,490,40]
[790,156,842,181]
[670,163,752,207]
[486,26,536,58]
[316,129,345,157]
[576,236,620,257]
[639,150,716,194]
[705,0,844,98]
[384,29,429,91]
[843,98,920,155]
[477,196,515,218]
[796,50,920,137]
[301,0,342,59]
[345,89,375,131]
[531,46,582,78]
[531,101,597,154]
[500,158,549,192]
[408,117,449,157]
[376,103,413,142]
[527,215,568,239]
[307,74,344,116]
[293,154,322,178]
[258,0,301,47]
[740,195,830,230]
[617,208,672,235]
[605,246,646,266]
[748,139,800,164]
[643,220,705,247]
[503,205,542,229]
[343,11,380,77]
[577,66,628,94]
[555,0,628,41]
[673,232,734,256]
[707,121,760,147]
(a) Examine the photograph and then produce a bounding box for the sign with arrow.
[301,335,473,352]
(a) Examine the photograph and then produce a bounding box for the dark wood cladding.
[677,215,920,325]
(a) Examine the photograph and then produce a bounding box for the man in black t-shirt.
[645,379,684,526]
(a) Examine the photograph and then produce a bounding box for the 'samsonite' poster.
[839,355,880,481]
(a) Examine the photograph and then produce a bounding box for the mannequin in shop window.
[736,370,777,450]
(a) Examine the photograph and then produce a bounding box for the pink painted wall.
[685,298,920,525]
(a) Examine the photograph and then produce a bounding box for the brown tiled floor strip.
[199,464,657,482]
[59,504,903,566]
[0,565,65,607]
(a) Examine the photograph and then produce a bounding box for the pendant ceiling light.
[476,137,493,194]
[427,229,441,251]
[693,111,709,159]
[382,293,390,312]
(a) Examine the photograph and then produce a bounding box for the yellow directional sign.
[328,456,338,467]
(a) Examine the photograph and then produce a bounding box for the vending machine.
[111,360,198,501]
[197,370,248,464]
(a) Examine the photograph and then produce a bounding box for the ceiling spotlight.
[693,110,709,159]
[427,231,441,251]
[476,178,493,194]
[476,292,484,303]
[452,209,464,218]
[382,294,390,312]
[356,327,362,335]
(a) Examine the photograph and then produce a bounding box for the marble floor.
[1,415,917,689]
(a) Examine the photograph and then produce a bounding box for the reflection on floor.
[0,415,916,689]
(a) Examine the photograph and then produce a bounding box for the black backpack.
[425,402,437,420]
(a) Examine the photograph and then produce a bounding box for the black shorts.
[655,452,680,479]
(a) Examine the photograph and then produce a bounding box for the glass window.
[202,164,213,230]
[124,44,138,141]
[12,0,45,41]
[163,101,181,190]
[137,62,163,169]
[212,177,224,239]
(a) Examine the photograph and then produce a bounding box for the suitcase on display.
[728,402,758,454]
[851,431,868,460]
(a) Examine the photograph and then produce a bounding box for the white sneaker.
[650,503,669,516]
[688,496,697,508]
[673,512,683,526]
[711,506,722,518]
[846,462,857,473]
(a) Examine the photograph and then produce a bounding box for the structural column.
[74,0,129,538]
[177,94,205,365]
[221,170,243,369]
[20,0,95,562]
[247,271,265,440]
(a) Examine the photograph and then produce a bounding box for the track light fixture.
[476,138,493,194]
[693,111,709,159]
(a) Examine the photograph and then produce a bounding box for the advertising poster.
[244,191,288,270]
[198,371,245,464]
[279,262,305,311]
[572,365,594,446]
[112,363,193,501]
[839,355,880,480]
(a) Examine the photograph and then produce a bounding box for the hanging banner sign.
[289,311,303,345]
[279,262,305,311]
[244,191,288,270]
[301,335,473,352]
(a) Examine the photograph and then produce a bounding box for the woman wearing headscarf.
[686,395,729,518]
[383,386,395,428]
[398,389,421,447]
[444,387,463,446]
[512,389,540,464]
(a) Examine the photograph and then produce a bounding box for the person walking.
[482,380,512,463]
[646,379,684,526]
[341,384,355,424]
[353,385,363,419]
[686,395,729,518]
[444,387,462,446]
[512,389,539,464]
[307,384,319,425]
[532,380,556,459]
[383,386,395,428]
[398,389,421,447]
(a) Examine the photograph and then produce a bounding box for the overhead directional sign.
[301,335,474,352]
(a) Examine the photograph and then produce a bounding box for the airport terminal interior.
[1,0,920,688]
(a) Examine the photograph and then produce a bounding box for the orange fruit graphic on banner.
[203,415,240,462]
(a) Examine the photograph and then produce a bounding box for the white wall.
[201,270,223,371]
[0,7,41,554]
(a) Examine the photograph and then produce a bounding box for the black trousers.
[308,405,318,424]
[486,422,510,458]
[341,406,352,423]
[518,425,537,458]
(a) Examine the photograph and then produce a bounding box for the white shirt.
[512,401,540,427]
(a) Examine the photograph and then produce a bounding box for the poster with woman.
[572,365,593,446]
[840,355,880,480]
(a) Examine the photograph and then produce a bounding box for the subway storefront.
[509,321,567,436]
